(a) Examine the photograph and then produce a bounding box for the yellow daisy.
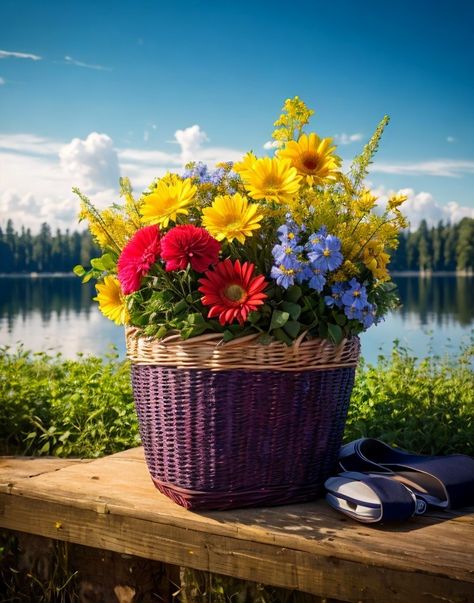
[94,276,129,325]
[238,157,302,204]
[233,151,258,177]
[278,133,341,185]
[202,193,263,244]
[140,178,197,228]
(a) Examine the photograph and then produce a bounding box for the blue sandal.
[325,438,474,523]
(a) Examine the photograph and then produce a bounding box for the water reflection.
[0,275,472,362]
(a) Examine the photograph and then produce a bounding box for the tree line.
[0,217,473,274]
[390,218,474,272]
[0,220,99,273]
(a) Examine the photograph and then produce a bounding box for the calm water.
[0,275,473,364]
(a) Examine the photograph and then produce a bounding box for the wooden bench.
[1,448,473,602]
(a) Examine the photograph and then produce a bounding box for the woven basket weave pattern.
[132,363,357,510]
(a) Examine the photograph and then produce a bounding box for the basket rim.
[125,326,360,371]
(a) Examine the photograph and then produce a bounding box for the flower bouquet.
[75,97,407,509]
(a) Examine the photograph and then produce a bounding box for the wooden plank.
[0,450,473,603]
[0,456,91,493]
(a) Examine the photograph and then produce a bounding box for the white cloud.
[333,133,363,145]
[59,133,120,190]
[263,140,282,150]
[174,125,209,163]
[0,77,5,85]
[371,186,474,230]
[0,133,64,156]
[0,49,42,61]
[64,55,110,71]
[370,159,474,178]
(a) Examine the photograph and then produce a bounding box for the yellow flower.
[361,240,391,281]
[140,178,196,227]
[202,193,263,244]
[388,193,408,210]
[358,190,378,213]
[278,133,341,185]
[233,151,258,178]
[94,276,129,325]
[238,157,302,204]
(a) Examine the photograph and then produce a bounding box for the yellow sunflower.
[278,133,341,185]
[238,157,301,204]
[233,151,257,177]
[140,178,196,228]
[94,276,129,325]
[202,193,263,244]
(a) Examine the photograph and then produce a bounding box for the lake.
[0,275,472,364]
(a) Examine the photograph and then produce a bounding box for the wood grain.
[1,449,473,603]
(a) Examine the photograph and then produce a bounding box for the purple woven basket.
[127,329,360,510]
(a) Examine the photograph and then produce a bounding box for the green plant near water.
[0,340,473,457]
[0,346,139,457]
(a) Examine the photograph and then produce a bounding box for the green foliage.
[346,340,474,455]
[0,346,139,457]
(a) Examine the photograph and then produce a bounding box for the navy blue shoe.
[324,438,474,523]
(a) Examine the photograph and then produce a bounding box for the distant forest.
[0,217,473,274]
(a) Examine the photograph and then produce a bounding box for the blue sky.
[1,0,473,231]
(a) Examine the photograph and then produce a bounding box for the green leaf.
[90,257,105,271]
[283,320,301,339]
[270,310,290,330]
[247,310,261,324]
[187,313,205,325]
[285,285,302,303]
[73,265,86,277]
[334,313,347,326]
[173,299,188,314]
[281,301,301,320]
[223,329,235,342]
[328,323,343,345]
[272,327,293,345]
[101,253,116,271]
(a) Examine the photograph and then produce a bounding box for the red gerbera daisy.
[198,259,268,325]
[160,224,220,272]
[118,225,161,294]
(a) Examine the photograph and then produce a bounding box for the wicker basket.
[126,327,360,510]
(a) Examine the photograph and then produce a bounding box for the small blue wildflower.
[305,226,328,250]
[295,262,313,284]
[308,268,326,292]
[270,264,298,289]
[341,279,368,310]
[272,242,303,268]
[308,234,343,272]
[324,282,346,308]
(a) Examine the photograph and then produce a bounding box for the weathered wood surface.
[0,448,473,603]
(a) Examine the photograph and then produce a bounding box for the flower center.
[323,249,331,257]
[353,290,361,297]
[224,283,246,302]
[301,152,320,172]
[262,175,282,190]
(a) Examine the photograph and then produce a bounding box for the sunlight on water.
[0,276,473,364]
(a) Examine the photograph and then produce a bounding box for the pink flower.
[160,225,220,272]
[118,225,161,294]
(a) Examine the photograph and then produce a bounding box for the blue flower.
[270,264,298,289]
[341,278,368,310]
[307,268,326,292]
[324,282,346,308]
[305,226,328,251]
[182,162,225,185]
[272,242,303,268]
[308,234,343,272]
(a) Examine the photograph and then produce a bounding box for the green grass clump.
[346,340,474,455]
[0,346,139,457]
